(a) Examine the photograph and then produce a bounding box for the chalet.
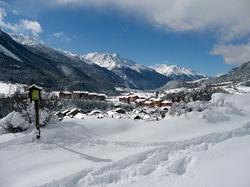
[118,92,173,108]
[114,108,126,114]
[144,100,154,108]
[58,91,106,101]
[54,111,64,119]
[61,109,70,116]
[59,91,72,99]
[133,115,142,120]
[118,96,130,103]
[129,95,139,103]
[74,113,85,119]
[150,98,163,107]
[96,94,106,101]
[72,91,89,99]
[66,108,81,117]
[118,95,139,104]
[161,100,173,107]
[135,98,147,107]
[133,107,147,114]
[89,110,102,116]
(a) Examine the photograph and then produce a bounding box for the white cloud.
[51,0,250,41]
[211,43,250,65]
[54,0,250,65]
[0,7,43,37]
[53,32,70,42]
[0,7,6,20]
[6,0,250,65]
[19,19,43,35]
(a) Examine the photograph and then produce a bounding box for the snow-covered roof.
[60,91,71,94]
[145,101,153,104]
[114,108,126,113]
[62,109,70,114]
[28,84,42,91]
[135,98,146,103]
[73,91,88,94]
[162,100,172,104]
[89,110,102,115]
[150,98,162,102]
[97,94,106,97]
[74,113,85,119]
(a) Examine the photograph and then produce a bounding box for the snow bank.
[211,92,250,112]
[201,110,229,123]
[0,111,29,132]
[1,92,250,187]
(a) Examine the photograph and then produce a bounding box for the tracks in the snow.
[41,122,250,187]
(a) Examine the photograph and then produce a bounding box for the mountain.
[82,52,171,90]
[9,33,42,46]
[151,64,207,81]
[209,61,250,85]
[0,30,126,93]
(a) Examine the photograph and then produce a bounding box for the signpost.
[28,84,42,139]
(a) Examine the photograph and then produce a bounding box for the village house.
[118,96,130,103]
[144,100,155,108]
[161,100,173,107]
[117,93,174,108]
[114,107,126,114]
[118,95,139,104]
[150,98,163,107]
[135,98,147,107]
[59,91,72,99]
[66,108,82,118]
[129,95,139,103]
[96,94,106,101]
[72,91,89,99]
[58,91,106,101]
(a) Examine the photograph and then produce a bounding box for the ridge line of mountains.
[0,29,249,93]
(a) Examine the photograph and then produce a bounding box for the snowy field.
[1,92,250,187]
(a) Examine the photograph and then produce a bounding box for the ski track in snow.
[37,121,250,187]
[1,92,250,186]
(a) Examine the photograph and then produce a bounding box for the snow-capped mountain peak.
[82,52,150,72]
[151,64,207,81]
[81,52,169,89]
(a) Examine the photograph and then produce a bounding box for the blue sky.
[1,0,250,76]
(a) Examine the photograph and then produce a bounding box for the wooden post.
[28,84,42,139]
[34,100,40,139]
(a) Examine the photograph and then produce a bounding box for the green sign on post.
[31,89,40,101]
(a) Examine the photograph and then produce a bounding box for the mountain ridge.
[0,30,126,93]
[82,52,171,90]
[151,64,207,81]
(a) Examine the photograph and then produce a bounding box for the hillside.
[208,61,250,85]
[0,30,126,93]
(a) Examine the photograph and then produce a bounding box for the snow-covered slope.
[1,92,250,187]
[9,33,42,46]
[209,61,250,85]
[0,30,126,92]
[82,52,171,90]
[152,64,207,81]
